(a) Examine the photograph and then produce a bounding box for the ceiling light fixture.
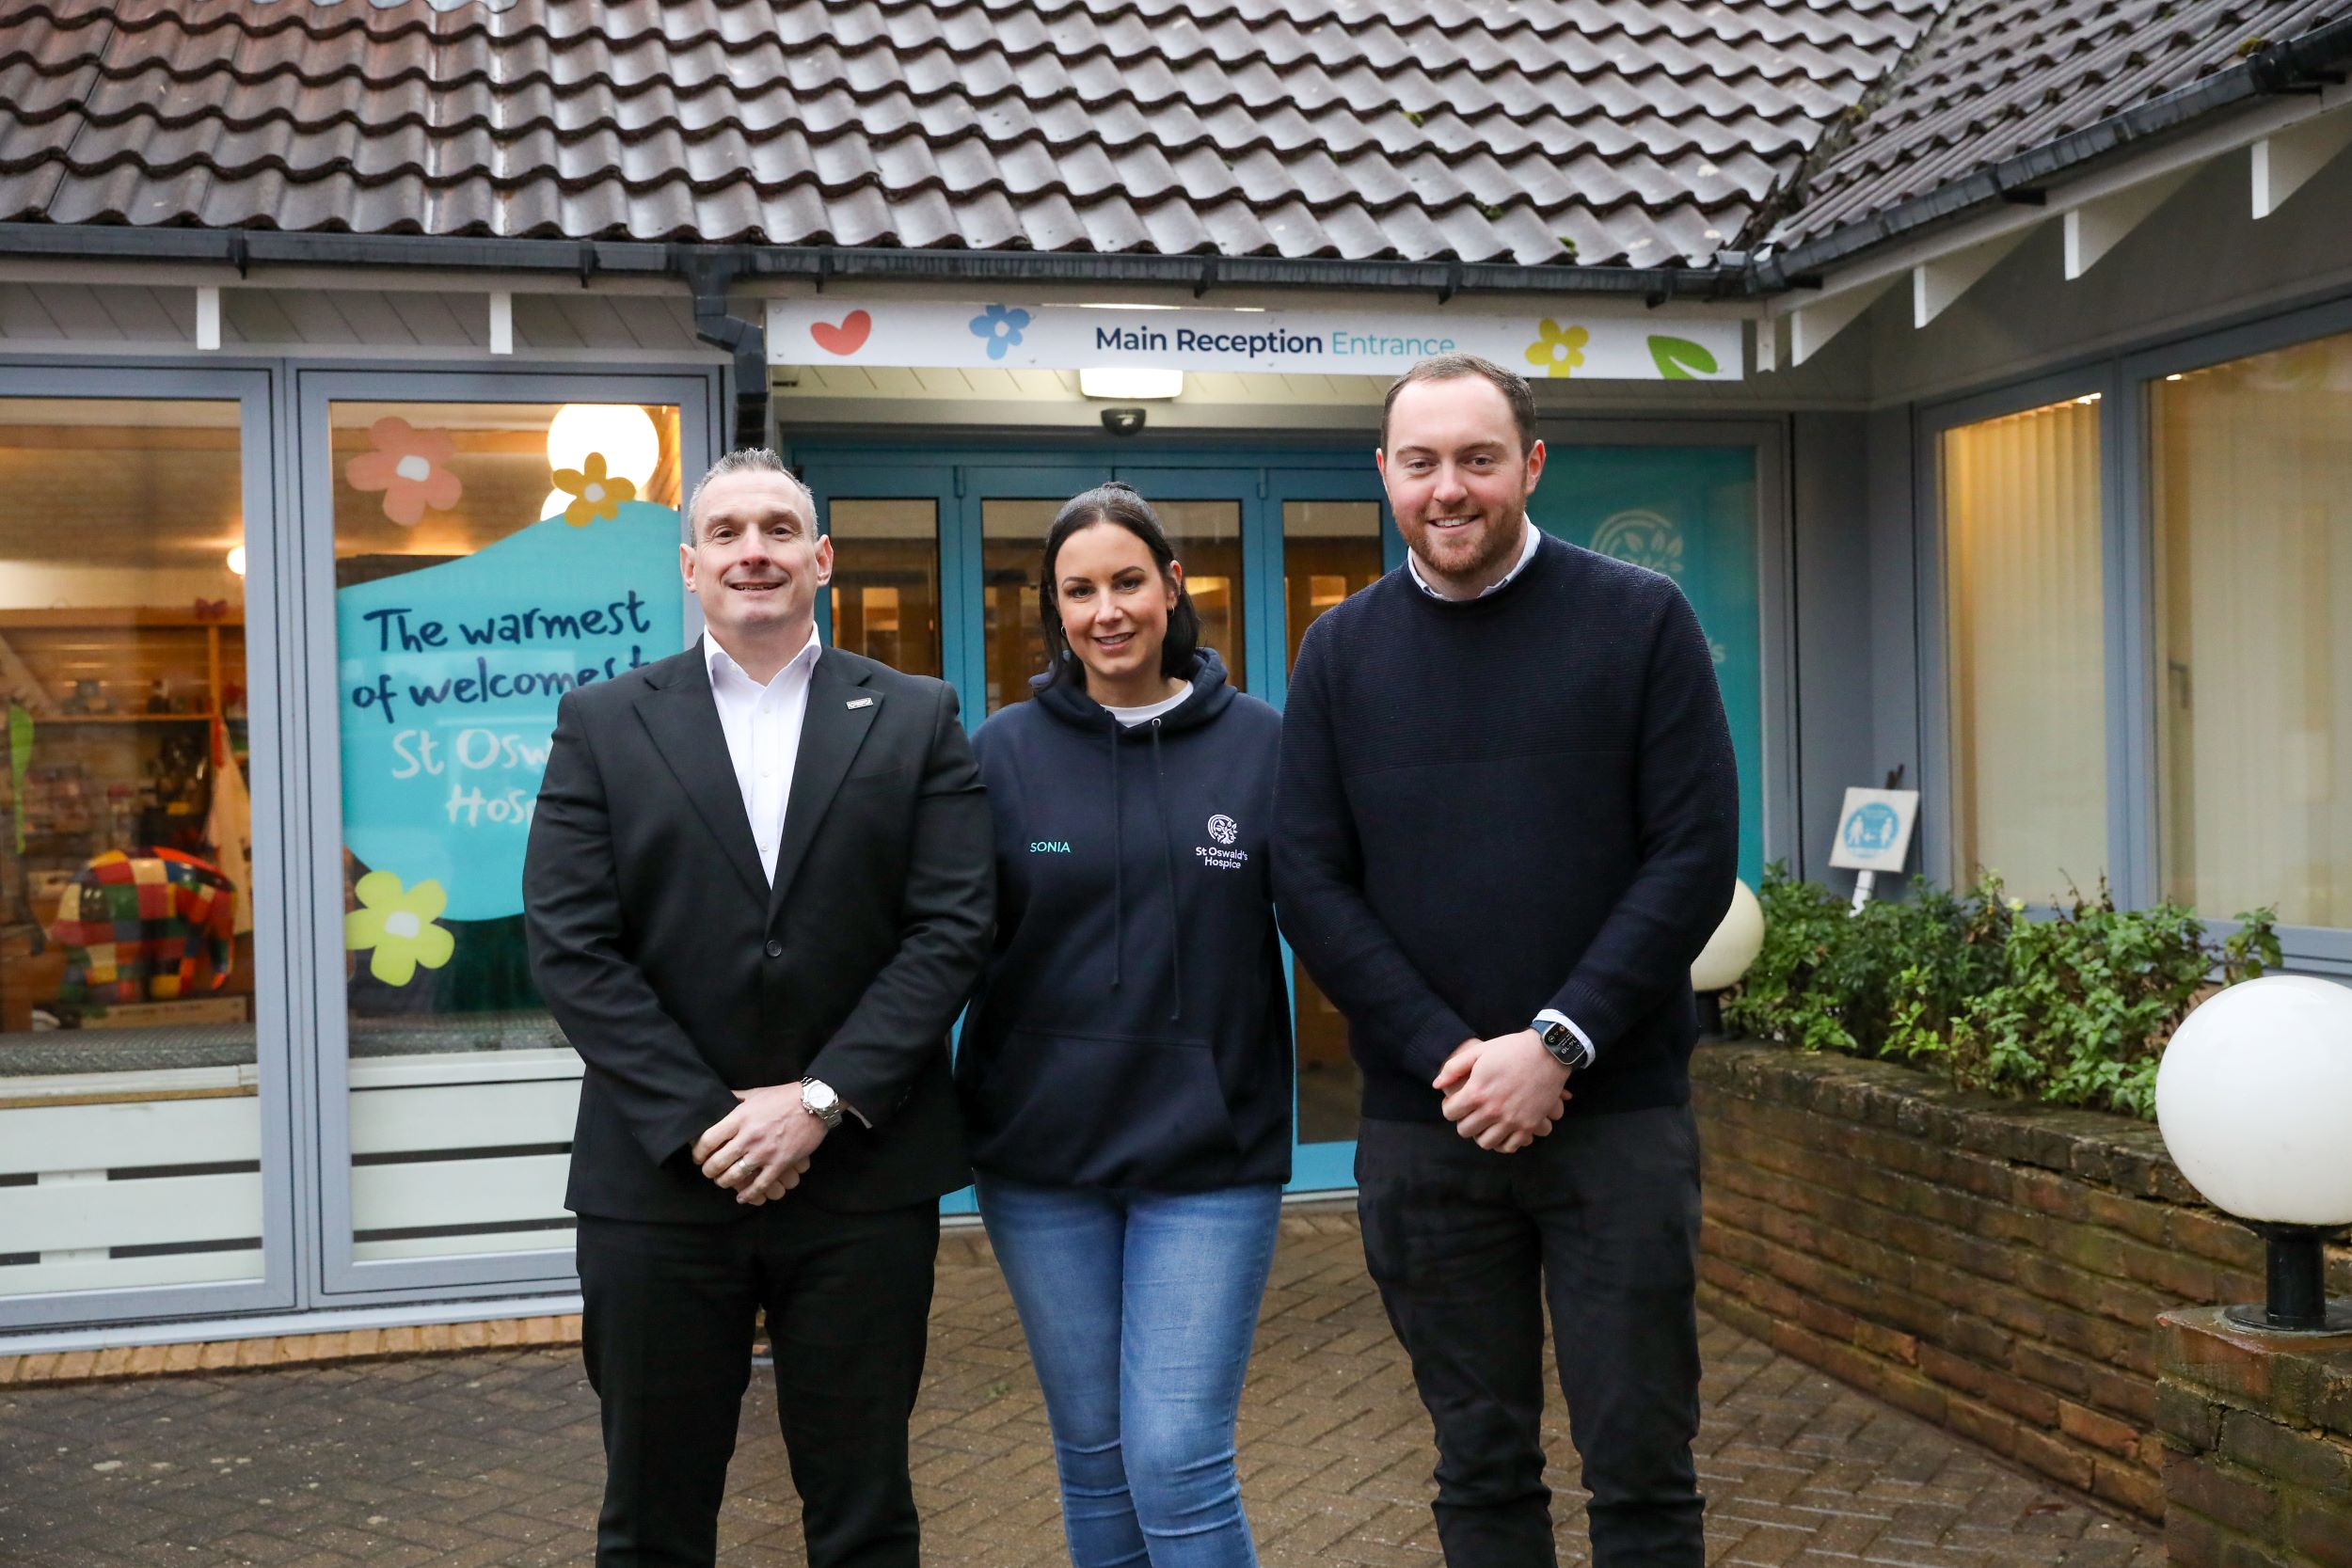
[1079,368,1184,401]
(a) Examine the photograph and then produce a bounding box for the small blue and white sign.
[1829,787,1920,874]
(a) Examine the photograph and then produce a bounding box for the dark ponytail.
[1037,481,1202,689]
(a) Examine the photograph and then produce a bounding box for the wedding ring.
[733,1158,758,1180]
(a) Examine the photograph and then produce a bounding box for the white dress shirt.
[704,626,823,886]
[1405,520,1598,1069]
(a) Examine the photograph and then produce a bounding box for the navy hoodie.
[958,647,1293,1190]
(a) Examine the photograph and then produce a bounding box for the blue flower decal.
[969,304,1031,360]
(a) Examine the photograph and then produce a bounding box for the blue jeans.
[977,1176,1282,1568]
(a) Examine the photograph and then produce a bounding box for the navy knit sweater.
[1273,531,1739,1123]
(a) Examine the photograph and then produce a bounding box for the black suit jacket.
[523,639,993,1222]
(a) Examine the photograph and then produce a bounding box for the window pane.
[981,499,1058,713]
[1941,398,2106,900]
[330,400,685,1264]
[2155,335,2352,927]
[0,399,268,1298]
[828,499,941,677]
[1154,499,1246,690]
[1281,500,1383,1144]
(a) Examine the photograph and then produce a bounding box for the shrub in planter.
[1722,868,2280,1119]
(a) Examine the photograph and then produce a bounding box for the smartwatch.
[800,1076,845,1131]
[1534,1019,1595,1074]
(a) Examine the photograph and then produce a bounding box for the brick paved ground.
[0,1206,2160,1568]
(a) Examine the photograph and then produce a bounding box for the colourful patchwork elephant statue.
[46,847,237,1006]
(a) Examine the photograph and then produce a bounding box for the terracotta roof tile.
[0,0,1935,266]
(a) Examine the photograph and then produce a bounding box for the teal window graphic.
[1528,446,1762,885]
[337,499,684,928]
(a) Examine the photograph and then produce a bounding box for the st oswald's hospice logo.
[1196,814,1248,871]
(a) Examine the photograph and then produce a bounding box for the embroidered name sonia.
[1030,841,1073,854]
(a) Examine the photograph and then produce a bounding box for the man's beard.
[1415,510,1521,587]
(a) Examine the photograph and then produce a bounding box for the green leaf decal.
[1647,335,1718,380]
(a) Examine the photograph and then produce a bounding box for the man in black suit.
[524,448,993,1568]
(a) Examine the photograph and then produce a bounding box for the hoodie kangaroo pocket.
[970,1027,1242,1187]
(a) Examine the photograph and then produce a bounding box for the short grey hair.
[684,449,817,541]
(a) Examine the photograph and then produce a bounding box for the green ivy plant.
[1722,866,2280,1120]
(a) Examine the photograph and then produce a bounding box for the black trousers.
[1356,1105,1706,1568]
[575,1200,941,1568]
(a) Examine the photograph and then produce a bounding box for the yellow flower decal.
[551,451,637,527]
[1524,319,1590,378]
[345,871,455,987]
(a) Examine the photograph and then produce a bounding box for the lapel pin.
[847,696,875,709]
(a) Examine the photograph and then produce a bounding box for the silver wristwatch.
[800,1076,844,1131]
[1534,1020,1595,1074]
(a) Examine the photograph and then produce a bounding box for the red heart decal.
[809,309,872,356]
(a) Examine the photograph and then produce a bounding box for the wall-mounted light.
[226,545,246,577]
[1079,368,1184,401]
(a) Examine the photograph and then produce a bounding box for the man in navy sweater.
[1275,354,1738,1568]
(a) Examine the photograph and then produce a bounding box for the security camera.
[1101,406,1147,437]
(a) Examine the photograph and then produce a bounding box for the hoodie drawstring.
[1108,723,1123,992]
[1149,718,1183,1023]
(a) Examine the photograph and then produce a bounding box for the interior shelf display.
[0,608,252,1034]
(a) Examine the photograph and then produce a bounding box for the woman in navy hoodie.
[960,481,1291,1568]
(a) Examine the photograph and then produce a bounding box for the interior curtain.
[1942,398,2108,902]
[2154,333,2352,927]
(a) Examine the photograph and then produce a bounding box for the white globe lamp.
[1691,878,1765,1037]
[2156,974,2352,1333]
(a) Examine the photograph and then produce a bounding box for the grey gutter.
[1756,16,2352,288]
[0,222,1730,301]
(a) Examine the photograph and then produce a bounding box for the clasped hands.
[1435,1029,1574,1154]
[690,1085,828,1206]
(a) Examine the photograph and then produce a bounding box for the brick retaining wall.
[1691,1041,2352,1524]
[2157,1307,2352,1568]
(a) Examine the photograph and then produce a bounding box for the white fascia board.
[2252,106,2352,218]
[2062,167,2197,278]
[1912,230,2031,326]
[0,259,680,294]
[1790,276,1898,365]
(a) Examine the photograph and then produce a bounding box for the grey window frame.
[1915,365,2135,910]
[1917,285,2352,972]
[0,358,302,1332]
[294,366,721,1302]
[2121,290,2352,975]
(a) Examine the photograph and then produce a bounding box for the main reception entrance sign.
[770,300,1744,382]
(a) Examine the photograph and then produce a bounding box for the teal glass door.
[794,445,1385,1197]
[793,438,1765,1198]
